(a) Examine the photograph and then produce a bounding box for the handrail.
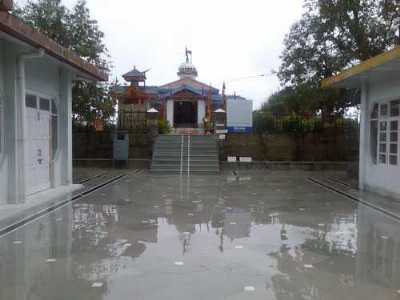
[187,135,191,175]
[180,135,184,176]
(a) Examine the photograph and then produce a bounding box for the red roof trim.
[0,12,107,81]
[159,78,217,91]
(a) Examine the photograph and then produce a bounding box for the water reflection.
[0,173,399,299]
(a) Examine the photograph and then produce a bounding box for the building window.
[26,94,37,108]
[50,99,58,159]
[25,94,59,160]
[370,103,379,164]
[0,93,3,156]
[371,100,400,166]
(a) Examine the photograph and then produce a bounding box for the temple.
[114,49,225,132]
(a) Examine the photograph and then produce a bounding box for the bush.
[158,119,171,134]
[253,112,358,135]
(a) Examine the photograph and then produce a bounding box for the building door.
[25,95,51,195]
[174,101,197,127]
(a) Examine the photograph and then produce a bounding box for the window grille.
[371,100,400,166]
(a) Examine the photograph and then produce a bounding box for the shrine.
[114,48,225,133]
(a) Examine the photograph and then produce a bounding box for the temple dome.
[178,61,198,79]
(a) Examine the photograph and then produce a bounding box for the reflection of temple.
[114,48,226,130]
[224,208,252,240]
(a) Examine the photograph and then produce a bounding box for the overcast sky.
[17,0,304,109]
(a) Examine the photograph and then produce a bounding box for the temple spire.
[178,47,197,79]
[185,47,193,64]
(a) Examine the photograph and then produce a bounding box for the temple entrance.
[174,101,197,128]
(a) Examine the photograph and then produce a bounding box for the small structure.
[322,47,400,198]
[0,3,107,204]
[115,67,152,130]
[214,108,227,138]
[113,131,129,167]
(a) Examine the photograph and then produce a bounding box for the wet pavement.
[0,170,400,300]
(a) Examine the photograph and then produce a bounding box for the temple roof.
[159,78,219,94]
[123,66,147,82]
[321,46,400,89]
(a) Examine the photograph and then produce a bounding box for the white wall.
[0,39,74,204]
[166,99,174,127]
[0,40,8,204]
[197,100,205,128]
[25,59,73,191]
[0,41,19,204]
[361,77,400,198]
[25,59,60,97]
[227,97,253,129]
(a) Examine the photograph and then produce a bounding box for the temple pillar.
[197,100,205,128]
[166,99,174,127]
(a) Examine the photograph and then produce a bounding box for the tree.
[279,0,400,86]
[13,0,71,48]
[14,0,114,125]
[274,0,399,117]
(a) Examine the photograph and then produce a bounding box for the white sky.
[16,0,304,109]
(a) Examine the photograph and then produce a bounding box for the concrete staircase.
[151,135,219,174]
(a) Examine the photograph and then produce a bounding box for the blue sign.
[227,126,252,134]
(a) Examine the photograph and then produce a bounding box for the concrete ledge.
[73,159,151,169]
[221,161,348,171]
[309,177,400,221]
[0,184,82,235]
[74,159,348,171]
[0,173,127,236]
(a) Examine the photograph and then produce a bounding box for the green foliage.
[158,119,171,134]
[72,81,116,125]
[279,0,400,87]
[14,0,114,125]
[260,84,360,122]
[254,112,358,136]
[262,0,400,123]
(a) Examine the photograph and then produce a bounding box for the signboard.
[216,129,228,134]
[227,126,252,134]
[218,134,226,140]
[239,157,252,163]
[227,156,237,162]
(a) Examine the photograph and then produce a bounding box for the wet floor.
[0,170,400,300]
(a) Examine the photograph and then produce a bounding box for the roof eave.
[0,11,107,81]
[321,46,400,89]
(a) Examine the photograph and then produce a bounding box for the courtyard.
[0,170,399,300]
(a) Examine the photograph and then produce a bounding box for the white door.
[25,96,51,195]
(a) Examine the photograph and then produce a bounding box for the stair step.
[151,134,220,174]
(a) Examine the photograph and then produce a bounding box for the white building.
[226,95,253,133]
[0,4,106,204]
[322,47,400,198]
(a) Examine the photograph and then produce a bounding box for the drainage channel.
[308,177,400,222]
[0,174,127,238]
[78,172,108,184]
